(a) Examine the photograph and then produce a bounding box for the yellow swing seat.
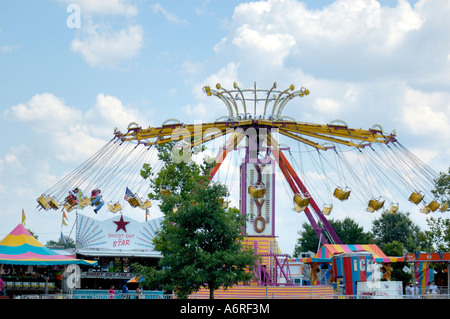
[248,185,266,199]
[420,206,431,214]
[127,196,142,208]
[63,203,75,212]
[322,204,333,216]
[293,194,310,212]
[427,201,440,212]
[79,197,91,208]
[218,197,229,208]
[293,202,306,213]
[333,187,351,201]
[387,203,399,214]
[108,202,122,213]
[139,200,152,210]
[439,203,448,212]
[409,192,424,205]
[37,195,51,210]
[159,185,171,196]
[48,197,59,209]
[367,198,385,212]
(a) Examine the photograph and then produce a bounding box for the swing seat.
[127,196,142,208]
[160,185,171,196]
[219,197,228,208]
[367,198,385,212]
[108,203,122,213]
[293,194,310,211]
[37,195,51,210]
[139,200,152,210]
[333,187,351,201]
[427,201,440,212]
[387,204,399,214]
[79,197,91,208]
[293,203,306,213]
[66,196,77,206]
[248,185,266,199]
[322,204,333,216]
[48,197,59,209]
[63,203,75,212]
[439,203,448,212]
[409,192,424,205]
[173,203,181,213]
[420,206,431,214]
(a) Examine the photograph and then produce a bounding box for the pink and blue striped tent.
[0,224,97,266]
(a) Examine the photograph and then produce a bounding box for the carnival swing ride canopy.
[35,82,449,247]
[0,223,97,266]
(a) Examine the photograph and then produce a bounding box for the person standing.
[405,282,413,298]
[429,281,438,296]
[0,275,4,296]
[135,286,143,299]
[108,285,115,299]
[122,282,129,299]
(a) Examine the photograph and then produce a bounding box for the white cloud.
[58,0,138,16]
[314,98,341,115]
[70,23,143,68]
[7,92,146,163]
[218,0,450,85]
[232,24,296,66]
[85,93,142,138]
[6,93,82,130]
[400,88,450,138]
[151,3,188,25]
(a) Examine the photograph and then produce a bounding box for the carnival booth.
[404,251,450,295]
[289,244,404,294]
[0,224,97,298]
[331,251,373,295]
[74,213,163,290]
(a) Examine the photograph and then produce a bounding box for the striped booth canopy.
[0,224,97,266]
[311,244,404,263]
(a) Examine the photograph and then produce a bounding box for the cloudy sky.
[1,0,449,254]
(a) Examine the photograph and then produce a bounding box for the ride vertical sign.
[242,157,275,237]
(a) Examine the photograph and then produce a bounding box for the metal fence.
[14,292,450,300]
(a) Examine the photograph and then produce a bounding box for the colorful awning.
[405,251,450,262]
[0,224,97,266]
[311,244,404,263]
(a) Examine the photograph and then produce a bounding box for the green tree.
[46,236,75,248]
[431,167,450,207]
[135,143,258,299]
[371,211,430,252]
[423,167,450,251]
[293,217,373,256]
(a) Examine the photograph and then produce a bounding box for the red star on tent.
[113,215,130,232]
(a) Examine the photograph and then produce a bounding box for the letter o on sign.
[253,216,266,233]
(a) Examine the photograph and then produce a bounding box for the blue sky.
[0,0,449,254]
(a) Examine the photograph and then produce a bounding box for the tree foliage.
[293,217,374,256]
[46,236,75,248]
[371,211,429,252]
[135,143,258,299]
[431,167,450,206]
[424,167,450,251]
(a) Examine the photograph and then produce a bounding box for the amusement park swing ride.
[36,82,448,287]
